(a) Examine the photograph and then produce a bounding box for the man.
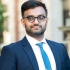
[0,1,70,70]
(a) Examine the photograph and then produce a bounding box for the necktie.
[36,42,52,70]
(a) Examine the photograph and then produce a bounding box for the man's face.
[21,6,48,37]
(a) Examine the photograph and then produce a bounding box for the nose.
[34,18,39,24]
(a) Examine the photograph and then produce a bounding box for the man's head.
[21,1,48,38]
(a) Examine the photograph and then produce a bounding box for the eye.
[38,15,45,20]
[27,16,34,21]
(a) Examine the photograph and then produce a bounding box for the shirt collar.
[26,34,46,46]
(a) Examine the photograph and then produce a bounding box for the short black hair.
[21,0,48,18]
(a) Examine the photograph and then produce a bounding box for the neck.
[27,34,44,42]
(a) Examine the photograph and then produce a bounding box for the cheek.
[25,23,31,29]
[42,21,47,27]
[45,20,48,26]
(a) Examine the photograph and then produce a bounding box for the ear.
[21,19,25,27]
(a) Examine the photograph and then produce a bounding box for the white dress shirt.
[26,34,56,70]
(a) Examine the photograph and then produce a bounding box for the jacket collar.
[46,40,61,70]
[21,36,39,70]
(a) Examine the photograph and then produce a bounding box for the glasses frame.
[23,15,47,23]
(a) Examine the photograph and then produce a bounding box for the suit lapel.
[21,36,39,70]
[21,36,61,70]
[46,40,61,70]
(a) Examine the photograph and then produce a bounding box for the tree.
[0,0,8,43]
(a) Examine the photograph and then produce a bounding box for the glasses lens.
[38,15,45,22]
[24,15,46,23]
[27,16,34,23]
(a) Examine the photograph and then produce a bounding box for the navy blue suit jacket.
[0,36,70,70]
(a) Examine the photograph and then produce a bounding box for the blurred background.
[0,0,70,56]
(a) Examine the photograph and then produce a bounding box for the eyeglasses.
[23,15,47,23]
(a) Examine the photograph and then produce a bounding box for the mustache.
[30,24,41,28]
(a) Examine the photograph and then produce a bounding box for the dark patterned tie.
[37,42,52,70]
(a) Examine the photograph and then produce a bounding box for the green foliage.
[0,1,7,32]
[0,1,8,43]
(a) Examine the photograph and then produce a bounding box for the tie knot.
[36,42,43,48]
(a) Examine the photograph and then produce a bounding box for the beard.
[25,23,46,37]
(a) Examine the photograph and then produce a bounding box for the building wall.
[18,0,28,40]
[50,0,63,42]
[3,0,15,44]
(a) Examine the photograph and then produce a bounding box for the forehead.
[24,6,46,16]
